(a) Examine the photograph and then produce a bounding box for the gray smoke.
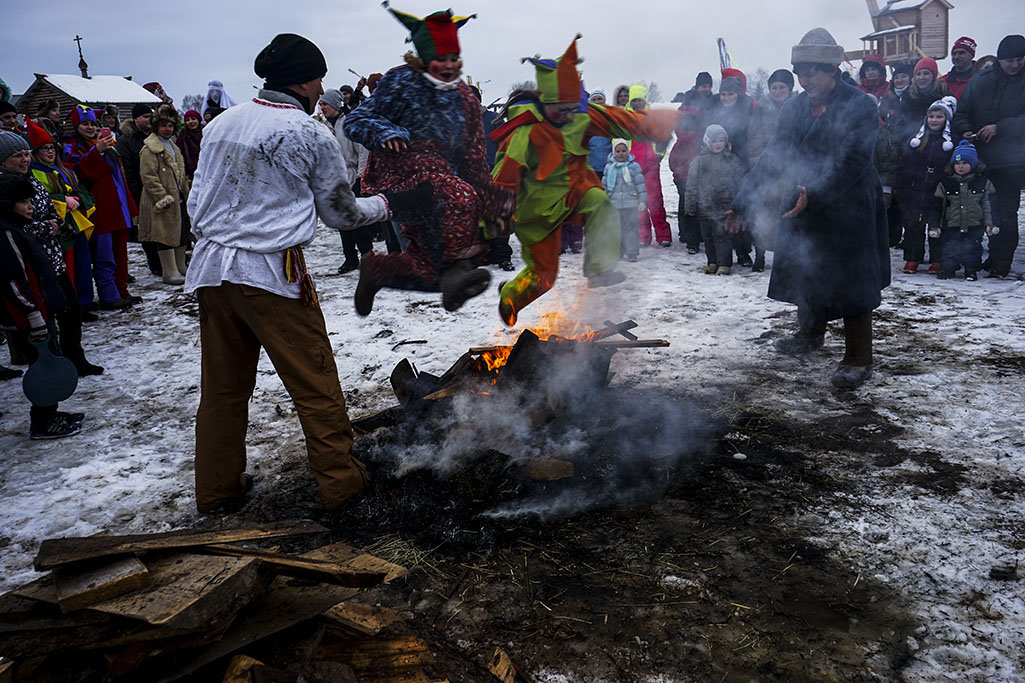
[367,342,715,521]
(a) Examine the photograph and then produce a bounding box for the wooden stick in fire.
[468,339,669,354]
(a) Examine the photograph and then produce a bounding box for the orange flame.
[479,309,600,375]
[480,346,512,372]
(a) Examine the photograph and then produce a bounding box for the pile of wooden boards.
[0,521,444,682]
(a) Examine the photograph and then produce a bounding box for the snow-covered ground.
[1,167,1023,679]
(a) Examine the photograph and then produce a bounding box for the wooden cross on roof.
[74,35,89,78]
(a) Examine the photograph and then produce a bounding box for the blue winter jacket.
[602,153,647,209]
[588,136,612,175]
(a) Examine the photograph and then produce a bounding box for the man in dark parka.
[728,28,890,389]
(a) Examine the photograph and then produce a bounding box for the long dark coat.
[733,79,890,322]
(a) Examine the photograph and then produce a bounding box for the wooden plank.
[338,553,408,584]
[0,588,110,632]
[154,542,405,682]
[322,602,403,636]
[316,634,434,674]
[351,405,403,434]
[157,580,358,682]
[422,380,469,401]
[468,345,511,355]
[200,544,386,588]
[488,647,517,683]
[222,654,263,682]
[84,554,261,629]
[0,589,129,657]
[520,457,575,481]
[599,320,639,341]
[34,520,327,570]
[593,339,669,349]
[488,647,538,683]
[54,556,149,613]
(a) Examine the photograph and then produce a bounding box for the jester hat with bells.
[383,2,476,64]
[525,34,583,104]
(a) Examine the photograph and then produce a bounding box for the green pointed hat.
[384,2,476,64]
[525,34,582,104]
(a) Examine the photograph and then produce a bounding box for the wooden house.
[15,74,162,123]
[854,0,953,66]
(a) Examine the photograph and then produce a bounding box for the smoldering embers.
[361,360,715,522]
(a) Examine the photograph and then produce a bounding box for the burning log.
[340,318,695,537]
[468,338,668,355]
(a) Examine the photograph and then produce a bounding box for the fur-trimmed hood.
[119,118,147,139]
[143,132,176,156]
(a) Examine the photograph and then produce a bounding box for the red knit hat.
[24,117,54,149]
[914,57,939,77]
[952,36,977,57]
[721,68,747,93]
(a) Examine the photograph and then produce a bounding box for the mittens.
[154,194,176,212]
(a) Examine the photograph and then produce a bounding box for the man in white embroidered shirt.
[185,33,429,514]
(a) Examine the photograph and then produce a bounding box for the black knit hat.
[0,101,16,115]
[0,174,35,223]
[997,34,1025,60]
[695,71,713,87]
[768,68,795,90]
[132,103,153,119]
[892,62,915,78]
[255,33,328,85]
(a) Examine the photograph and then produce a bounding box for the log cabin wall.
[17,80,149,128]
[15,82,78,121]
[919,2,950,58]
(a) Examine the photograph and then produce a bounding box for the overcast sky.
[2,0,1018,106]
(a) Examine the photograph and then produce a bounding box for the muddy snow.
[1,171,1023,680]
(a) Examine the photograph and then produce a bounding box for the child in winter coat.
[0,174,84,439]
[684,125,746,275]
[896,96,957,274]
[627,85,673,247]
[603,139,648,262]
[928,141,995,281]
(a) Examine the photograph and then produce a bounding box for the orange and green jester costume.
[489,36,679,326]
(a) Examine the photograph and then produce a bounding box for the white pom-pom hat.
[910,95,958,152]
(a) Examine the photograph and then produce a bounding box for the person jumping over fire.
[489,35,679,326]
[343,4,513,316]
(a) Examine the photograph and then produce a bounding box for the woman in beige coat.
[139,109,190,284]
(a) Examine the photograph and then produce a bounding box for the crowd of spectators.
[1,29,1023,434]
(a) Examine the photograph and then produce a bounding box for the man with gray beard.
[727,28,890,390]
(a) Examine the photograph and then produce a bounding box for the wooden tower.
[849,0,953,66]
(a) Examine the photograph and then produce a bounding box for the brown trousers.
[195,283,366,512]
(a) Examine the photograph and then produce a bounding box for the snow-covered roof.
[861,25,917,40]
[875,0,953,16]
[35,74,162,104]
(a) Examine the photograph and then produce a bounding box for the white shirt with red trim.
[185,92,389,298]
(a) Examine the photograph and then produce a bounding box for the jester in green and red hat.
[343,3,512,317]
[490,35,680,326]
